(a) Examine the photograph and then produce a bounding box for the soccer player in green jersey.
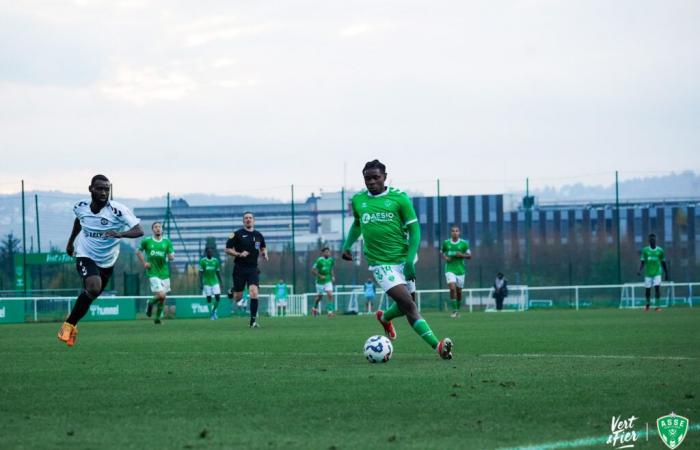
[441,225,471,318]
[342,159,453,360]
[311,246,336,317]
[637,233,669,311]
[136,222,174,324]
[199,247,223,320]
[275,279,288,316]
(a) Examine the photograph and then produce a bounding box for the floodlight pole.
[341,187,346,245]
[21,180,27,296]
[166,192,171,239]
[291,185,296,292]
[34,194,41,253]
[437,179,442,294]
[525,177,531,288]
[615,171,621,284]
[35,194,43,290]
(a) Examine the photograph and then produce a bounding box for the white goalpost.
[482,285,529,312]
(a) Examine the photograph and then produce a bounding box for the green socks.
[148,297,157,306]
[453,300,460,310]
[381,302,405,322]
[155,302,164,320]
[412,319,439,349]
[381,301,440,349]
[213,299,219,312]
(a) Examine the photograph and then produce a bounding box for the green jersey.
[441,238,470,276]
[139,237,173,279]
[313,257,334,284]
[199,257,221,286]
[275,283,288,300]
[350,187,418,265]
[641,246,665,277]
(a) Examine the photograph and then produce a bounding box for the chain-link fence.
[1,173,698,298]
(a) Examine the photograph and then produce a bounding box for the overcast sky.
[1,0,698,200]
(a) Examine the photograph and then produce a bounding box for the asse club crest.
[657,412,689,449]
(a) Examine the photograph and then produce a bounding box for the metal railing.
[0,282,696,323]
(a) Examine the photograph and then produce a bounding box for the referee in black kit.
[225,211,268,328]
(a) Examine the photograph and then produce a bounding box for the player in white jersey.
[57,175,143,347]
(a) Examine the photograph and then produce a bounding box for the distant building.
[414,194,699,259]
[135,193,700,268]
[134,199,320,267]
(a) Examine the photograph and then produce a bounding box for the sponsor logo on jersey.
[101,218,109,225]
[362,212,395,224]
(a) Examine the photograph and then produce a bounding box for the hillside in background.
[0,171,698,250]
[534,170,700,202]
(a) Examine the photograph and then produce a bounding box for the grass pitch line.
[481,353,696,361]
[498,423,700,450]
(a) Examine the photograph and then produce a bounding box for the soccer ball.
[363,335,393,363]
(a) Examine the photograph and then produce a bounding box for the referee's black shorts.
[232,265,260,292]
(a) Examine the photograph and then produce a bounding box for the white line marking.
[481,353,697,361]
[498,423,700,450]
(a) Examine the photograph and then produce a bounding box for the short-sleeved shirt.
[139,237,174,280]
[441,238,470,276]
[641,246,665,277]
[275,283,288,300]
[313,257,334,283]
[350,187,418,265]
[199,257,221,286]
[73,200,140,268]
[226,228,266,268]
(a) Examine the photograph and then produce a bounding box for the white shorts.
[445,272,465,288]
[316,282,333,294]
[202,284,221,296]
[644,275,662,288]
[369,264,416,294]
[276,298,287,306]
[149,277,171,294]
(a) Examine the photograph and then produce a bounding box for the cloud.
[0,11,103,86]
[178,16,280,47]
[338,21,397,38]
[98,66,197,104]
[210,57,238,68]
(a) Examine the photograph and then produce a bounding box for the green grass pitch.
[1,309,698,449]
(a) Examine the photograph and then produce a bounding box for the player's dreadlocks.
[362,159,386,174]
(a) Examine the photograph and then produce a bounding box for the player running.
[342,159,453,360]
[637,233,669,311]
[311,246,336,317]
[441,225,471,318]
[199,247,223,320]
[58,175,143,346]
[137,222,174,324]
[225,212,268,328]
